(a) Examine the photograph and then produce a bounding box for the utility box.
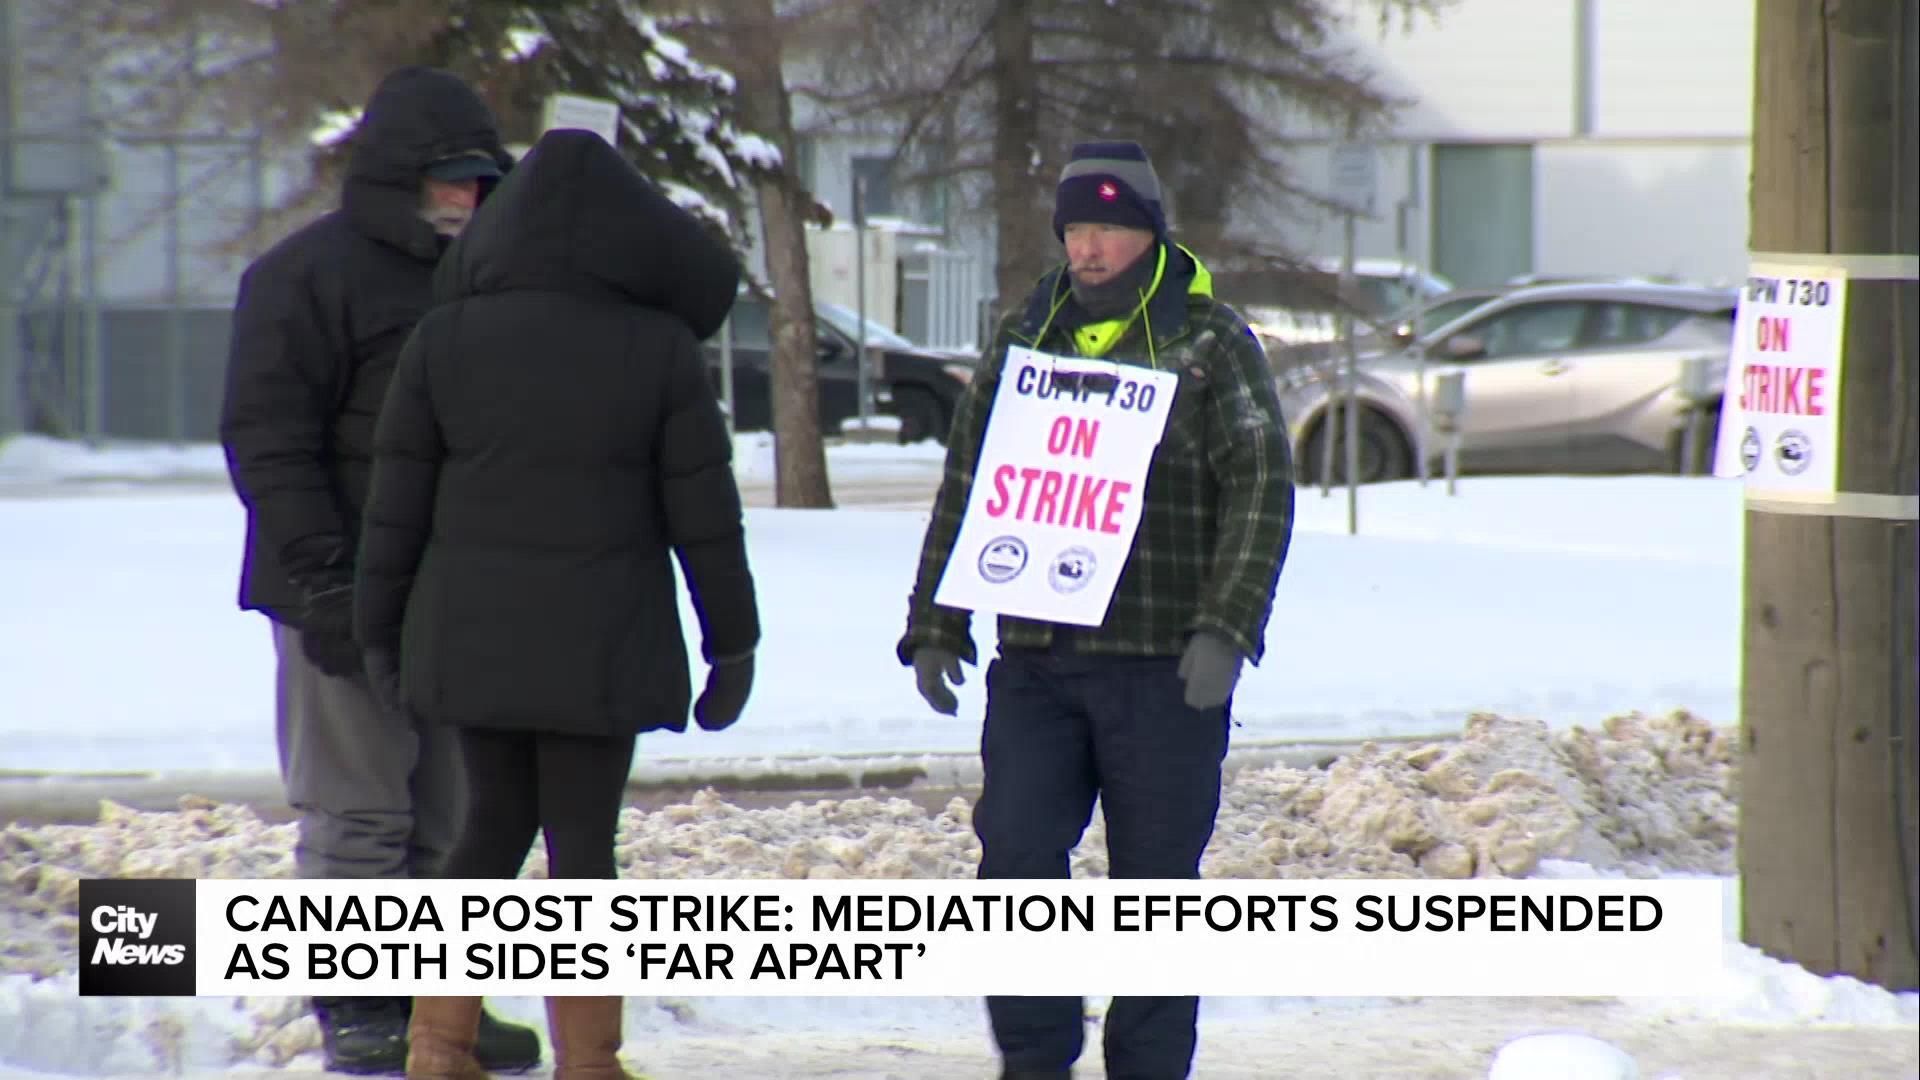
[805,224,899,331]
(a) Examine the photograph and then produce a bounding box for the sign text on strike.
[1740,363,1827,417]
[978,361,1168,535]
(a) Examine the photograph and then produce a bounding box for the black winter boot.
[315,997,409,1075]
[472,1004,542,1073]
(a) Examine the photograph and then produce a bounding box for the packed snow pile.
[1200,710,1736,882]
[1,710,1734,985]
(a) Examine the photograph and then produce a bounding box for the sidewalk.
[0,735,1444,826]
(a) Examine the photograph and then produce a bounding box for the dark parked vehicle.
[705,296,975,444]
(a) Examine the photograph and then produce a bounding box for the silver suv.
[1277,282,1739,481]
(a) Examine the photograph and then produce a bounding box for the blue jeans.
[973,645,1231,1080]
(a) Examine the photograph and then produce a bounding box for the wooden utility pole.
[1739,0,1918,990]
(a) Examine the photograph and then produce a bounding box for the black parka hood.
[342,67,512,261]
[437,128,740,341]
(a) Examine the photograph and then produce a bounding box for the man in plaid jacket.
[897,140,1295,1080]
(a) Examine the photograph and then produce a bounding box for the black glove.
[284,535,360,678]
[1177,631,1243,710]
[296,575,360,677]
[911,647,964,716]
[363,648,402,715]
[694,653,754,732]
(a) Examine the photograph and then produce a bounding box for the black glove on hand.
[912,647,964,716]
[694,653,754,732]
[297,575,360,677]
[1177,631,1243,710]
[363,648,402,715]
[284,535,360,678]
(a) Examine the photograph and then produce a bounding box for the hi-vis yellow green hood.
[1020,243,1214,365]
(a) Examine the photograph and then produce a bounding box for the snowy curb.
[618,734,1457,791]
[0,735,1452,823]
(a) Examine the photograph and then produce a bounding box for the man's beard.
[423,207,473,237]
[1069,244,1159,319]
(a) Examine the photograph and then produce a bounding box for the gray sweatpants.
[270,620,462,880]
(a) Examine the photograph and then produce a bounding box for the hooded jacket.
[353,129,756,736]
[220,67,512,619]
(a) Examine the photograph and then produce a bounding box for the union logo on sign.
[1739,427,1762,473]
[978,537,1029,584]
[1774,429,1814,476]
[1048,547,1098,594]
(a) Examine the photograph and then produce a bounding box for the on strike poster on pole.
[935,346,1178,626]
[1713,267,1848,498]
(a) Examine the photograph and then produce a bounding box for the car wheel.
[894,386,949,445]
[1299,408,1414,484]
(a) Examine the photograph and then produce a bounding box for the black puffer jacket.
[220,67,511,619]
[353,129,757,737]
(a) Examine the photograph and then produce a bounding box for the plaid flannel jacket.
[897,247,1295,667]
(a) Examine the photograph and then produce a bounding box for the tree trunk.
[733,0,834,508]
[988,0,1053,313]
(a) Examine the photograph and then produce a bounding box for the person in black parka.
[218,66,540,1074]
[352,128,758,1080]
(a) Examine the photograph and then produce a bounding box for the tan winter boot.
[406,996,491,1080]
[545,996,634,1080]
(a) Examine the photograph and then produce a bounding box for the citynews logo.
[79,879,197,996]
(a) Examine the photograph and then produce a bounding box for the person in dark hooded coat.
[218,66,540,1074]
[352,128,758,1079]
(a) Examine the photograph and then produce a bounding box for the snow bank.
[1,711,1914,1076]
[1202,711,1737,882]
[1,713,1735,980]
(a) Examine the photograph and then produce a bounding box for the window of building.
[850,156,896,220]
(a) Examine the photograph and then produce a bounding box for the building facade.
[1267,0,1755,289]
[796,0,1757,309]
[5,0,1757,438]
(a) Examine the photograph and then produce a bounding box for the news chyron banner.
[80,878,1727,998]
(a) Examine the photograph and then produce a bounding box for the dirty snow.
[0,713,1736,981]
[1,714,1915,1077]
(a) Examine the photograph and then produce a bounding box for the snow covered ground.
[0,433,946,498]
[3,437,1912,1079]
[0,436,229,489]
[0,976,1913,1079]
[2,435,1738,778]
